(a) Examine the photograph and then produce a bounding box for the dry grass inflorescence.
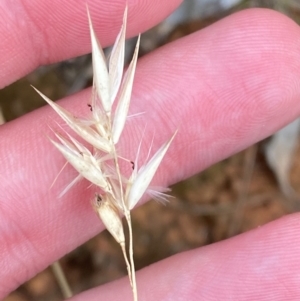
[34,7,176,301]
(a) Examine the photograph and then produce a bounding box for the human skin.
[1,0,300,300]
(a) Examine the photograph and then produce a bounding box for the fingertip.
[0,0,182,87]
[70,213,300,301]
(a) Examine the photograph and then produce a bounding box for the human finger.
[70,214,300,301]
[0,0,182,88]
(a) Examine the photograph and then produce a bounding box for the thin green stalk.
[51,261,72,299]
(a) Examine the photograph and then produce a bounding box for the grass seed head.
[35,7,176,301]
[34,6,176,211]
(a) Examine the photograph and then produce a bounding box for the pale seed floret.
[51,139,111,192]
[112,35,140,144]
[87,9,111,114]
[94,194,125,244]
[126,131,177,210]
[109,6,127,105]
[33,87,112,152]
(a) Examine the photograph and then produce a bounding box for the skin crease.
[1,0,300,300]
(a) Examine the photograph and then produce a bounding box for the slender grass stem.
[125,212,138,301]
[120,242,133,287]
[51,261,73,299]
[109,130,137,298]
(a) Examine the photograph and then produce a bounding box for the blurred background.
[2,0,300,300]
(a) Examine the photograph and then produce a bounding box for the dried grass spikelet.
[34,6,176,301]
